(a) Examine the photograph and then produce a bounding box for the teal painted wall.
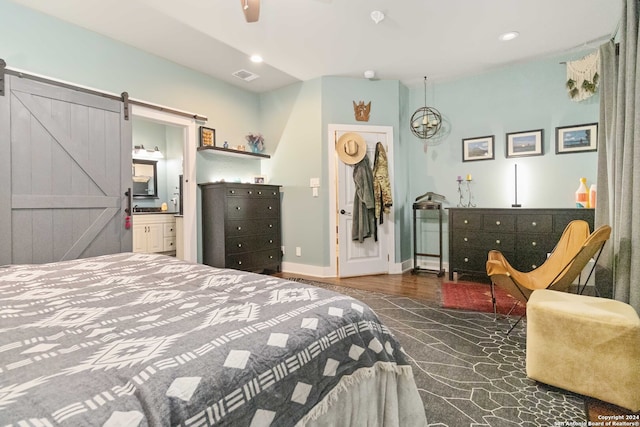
[398,83,414,263]
[259,80,324,265]
[132,120,167,208]
[131,120,183,212]
[0,1,260,139]
[1,0,600,270]
[404,54,599,263]
[407,57,599,208]
[259,77,407,267]
[322,77,405,264]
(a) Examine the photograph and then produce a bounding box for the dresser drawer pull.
[272,192,277,196]
[238,261,242,265]
[237,226,242,231]
[464,220,468,224]
[496,239,501,244]
[532,241,537,246]
[269,255,274,259]
[532,222,537,226]
[238,243,242,248]
[269,239,273,243]
[464,257,469,263]
[235,206,241,210]
[269,224,273,228]
[464,237,468,242]
[496,220,501,226]
[258,191,263,195]
[230,190,235,194]
[248,191,253,195]
[268,206,273,210]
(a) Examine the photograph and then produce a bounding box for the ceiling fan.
[240,0,260,23]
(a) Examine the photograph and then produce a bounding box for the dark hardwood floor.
[274,270,448,303]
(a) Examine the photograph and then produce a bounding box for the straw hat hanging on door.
[336,132,367,165]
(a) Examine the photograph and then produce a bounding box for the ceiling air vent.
[233,69,260,82]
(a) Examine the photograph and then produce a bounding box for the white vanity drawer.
[164,236,176,252]
[164,222,176,236]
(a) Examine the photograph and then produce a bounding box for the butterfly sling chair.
[486,220,612,333]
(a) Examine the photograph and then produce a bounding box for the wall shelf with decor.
[197,146,270,160]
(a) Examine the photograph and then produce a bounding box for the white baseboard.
[281,259,449,278]
[414,258,449,275]
[390,259,412,274]
[281,262,333,278]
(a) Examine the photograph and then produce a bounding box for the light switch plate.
[309,178,320,188]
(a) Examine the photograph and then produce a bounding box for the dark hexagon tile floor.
[293,279,586,427]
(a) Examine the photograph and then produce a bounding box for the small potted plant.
[245,133,265,153]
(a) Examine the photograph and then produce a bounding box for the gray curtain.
[596,0,639,312]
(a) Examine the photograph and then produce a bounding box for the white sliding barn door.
[0,75,131,265]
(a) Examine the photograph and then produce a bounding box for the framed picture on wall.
[506,129,543,158]
[555,123,598,154]
[462,135,495,162]
[199,126,216,147]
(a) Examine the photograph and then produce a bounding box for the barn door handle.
[124,188,132,215]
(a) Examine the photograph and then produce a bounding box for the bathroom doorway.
[131,105,198,262]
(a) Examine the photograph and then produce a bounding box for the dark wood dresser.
[447,208,595,280]
[200,182,281,272]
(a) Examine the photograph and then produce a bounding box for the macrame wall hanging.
[566,50,600,102]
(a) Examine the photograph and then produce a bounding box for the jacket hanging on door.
[372,142,392,224]
[352,155,377,242]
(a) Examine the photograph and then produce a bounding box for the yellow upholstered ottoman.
[526,289,640,412]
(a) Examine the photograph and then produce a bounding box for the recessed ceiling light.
[250,54,263,63]
[499,31,520,41]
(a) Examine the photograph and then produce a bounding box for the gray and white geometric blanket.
[0,253,415,426]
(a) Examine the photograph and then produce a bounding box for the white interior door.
[333,126,394,277]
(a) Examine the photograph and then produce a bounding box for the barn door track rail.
[0,59,207,123]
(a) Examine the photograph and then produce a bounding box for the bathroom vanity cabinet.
[132,213,177,254]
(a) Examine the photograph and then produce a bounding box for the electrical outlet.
[295,247,301,257]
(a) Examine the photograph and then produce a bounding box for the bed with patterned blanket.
[0,253,426,426]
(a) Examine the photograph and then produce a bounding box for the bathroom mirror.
[132,159,158,198]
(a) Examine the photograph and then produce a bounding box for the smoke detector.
[371,10,384,24]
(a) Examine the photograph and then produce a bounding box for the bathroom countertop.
[132,211,179,215]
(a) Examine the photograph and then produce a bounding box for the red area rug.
[441,281,526,316]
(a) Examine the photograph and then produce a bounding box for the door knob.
[340,209,352,215]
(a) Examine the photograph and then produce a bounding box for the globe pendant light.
[410,76,442,140]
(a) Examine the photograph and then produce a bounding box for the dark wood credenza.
[447,208,595,280]
[200,182,282,273]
